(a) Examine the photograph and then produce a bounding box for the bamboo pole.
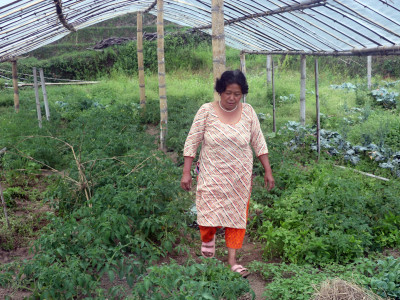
[333,165,389,181]
[243,46,400,56]
[11,60,19,113]
[367,55,372,90]
[266,55,272,85]
[39,68,50,121]
[300,54,306,125]
[315,59,320,160]
[272,59,276,133]
[240,52,247,103]
[0,181,10,228]
[157,0,168,152]
[212,0,226,101]
[32,67,42,129]
[18,81,99,87]
[137,11,146,109]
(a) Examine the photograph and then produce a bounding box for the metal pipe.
[193,0,327,30]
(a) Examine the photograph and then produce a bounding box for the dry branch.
[334,165,390,181]
[53,0,76,32]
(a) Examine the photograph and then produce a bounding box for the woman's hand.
[181,172,192,191]
[181,156,195,191]
[264,172,275,191]
[258,154,275,191]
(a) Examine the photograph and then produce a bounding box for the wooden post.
[39,68,50,121]
[137,11,146,109]
[300,54,306,125]
[157,0,167,152]
[212,0,226,101]
[367,55,372,90]
[11,60,19,113]
[272,59,276,133]
[315,59,320,160]
[240,52,247,103]
[266,55,272,85]
[0,181,10,228]
[33,67,42,128]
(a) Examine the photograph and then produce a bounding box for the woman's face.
[220,83,243,110]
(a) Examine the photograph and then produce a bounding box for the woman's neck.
[212,101,243,125]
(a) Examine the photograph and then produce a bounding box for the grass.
[1,66,399,140]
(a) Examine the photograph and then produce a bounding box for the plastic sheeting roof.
[1,0,400,62]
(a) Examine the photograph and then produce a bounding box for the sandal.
[231,264,250,278]
[201,236,215,258]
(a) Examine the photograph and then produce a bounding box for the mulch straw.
[313,278,384,300]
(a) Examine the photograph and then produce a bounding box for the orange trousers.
[199,202,249,250]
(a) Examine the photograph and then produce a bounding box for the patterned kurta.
[183,102,268,229]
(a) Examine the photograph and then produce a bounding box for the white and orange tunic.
[183,102,268,229]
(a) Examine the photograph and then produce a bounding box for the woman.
[181,70,274,278]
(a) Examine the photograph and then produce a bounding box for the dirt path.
[218,234,268,300]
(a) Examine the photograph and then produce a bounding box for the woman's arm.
[181,104,208,191]
[181,156,194,191]
[258,154,275,191]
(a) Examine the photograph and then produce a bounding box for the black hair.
[215,69,249,95]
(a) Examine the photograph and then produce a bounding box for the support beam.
[137,12,146,109]
[212,0,226,101]
[194,0,326,30]
[266,55,272,85]
[243,44,400,57]
[272,60,276,133]
[157,0,168,152]
[300,54,306,125]
[240,52,246,103]
[315,59,320,160]
[32,67,42,128]
[367,55,372,90]
[39,68,50,121]
[11,60,19,113]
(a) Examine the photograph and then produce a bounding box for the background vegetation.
[0,13,399,299]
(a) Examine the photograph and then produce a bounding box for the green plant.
[133,259,254,299]
[356,256,400,299]
[0,214,39,250]
[0,97,195,297]
[370,87,398,109]
[373,213,400,248]
[2,187,27,208]
[278,94,296,104]
[256,162,400,264]
[355,85,370,106]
